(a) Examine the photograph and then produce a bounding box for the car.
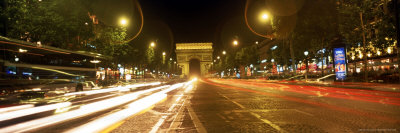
[0,91,47,105]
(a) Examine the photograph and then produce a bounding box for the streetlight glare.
[150,42,155,47]
[162,52,166,56]
[119,18,128,26]
[259,11,270,22]
[233,40,238,46]
[222,51,226,55]
[262,14,269,20]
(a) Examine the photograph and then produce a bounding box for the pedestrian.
[76,82,83,92]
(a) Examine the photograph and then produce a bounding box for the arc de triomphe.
[175,43,213,78]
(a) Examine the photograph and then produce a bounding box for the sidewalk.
[243,78,400,93]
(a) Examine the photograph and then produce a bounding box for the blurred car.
[0,91,47,105]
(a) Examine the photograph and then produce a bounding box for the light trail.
[0,85,170,133]
[0,104,34,113]
[204,79,399,123]
[0,102,71,122]
[66,94,167,133]
[67,81,191,133]
[220,79,400,106]
[64,82,161,96]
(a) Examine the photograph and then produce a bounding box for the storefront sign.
[334,47,346,80]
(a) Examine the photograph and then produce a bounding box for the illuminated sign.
[334,47,346,80]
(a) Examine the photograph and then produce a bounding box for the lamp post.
[260,12,269,21]
[304,51,309,82]
[162,51,166,64]
[233,40,238,46]
[119,18,128,26]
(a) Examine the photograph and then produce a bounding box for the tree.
[338,0,396,81]
[1,0,94,49]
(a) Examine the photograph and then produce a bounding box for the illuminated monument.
[175,43,213,78]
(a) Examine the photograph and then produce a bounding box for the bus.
[0,36,109,93]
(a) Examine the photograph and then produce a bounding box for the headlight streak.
[184,84,194,93]
[0,85,170,133]
[65,94,168,133]
[0,102,71,122]
[0,104,34,113]
[64,82,161,96]
[67,82,191,133]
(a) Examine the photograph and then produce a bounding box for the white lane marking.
[168,100,187,131]
[186,104,207,133]
[230,109,314,117]
[294,109,314,117]
[176,96,182,102]
[249,112,287,133]
[150,87,190,133]
[148,110,162,115]
[149,97,184,133]
[231,101,245,109]
[217,113,230,122]
[149,116,168,133]
[152,79,200,133]
[217,92,286,133]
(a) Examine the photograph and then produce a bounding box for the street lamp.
[304,51,309,56]
[119,18,128,26]
[222,50,226,55]
[150,42,155,47]
[233,40,238,46]
[304,51,309,82]
[259,11,270,22]
[162,52,166,56]
[262,13,269,20]
[217,56,220,59]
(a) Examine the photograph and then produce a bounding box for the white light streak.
[67,82,188,133]
[0,102,71,122]
[66,94,167,133]
[64,82,161,96]
[0,85,170,133]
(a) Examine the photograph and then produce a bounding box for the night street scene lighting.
[119,18,128,26]
[0,0,399,132]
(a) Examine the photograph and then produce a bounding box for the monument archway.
[189,59,201,77]
[175,43,213,78]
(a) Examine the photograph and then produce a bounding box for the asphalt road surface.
[2,79,398,133]
[113,78,400,133]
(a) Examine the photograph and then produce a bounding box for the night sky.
[87,0,265,52]
[139,0,244,43]
[86,0,308,54]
